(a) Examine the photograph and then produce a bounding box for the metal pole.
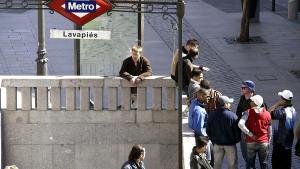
[177,0,184,168]
[36,0,48,75]
[272,0,275,11]
[74,24,81,75]
[138,0,144,46]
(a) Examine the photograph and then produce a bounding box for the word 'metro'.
[65,0,97,13]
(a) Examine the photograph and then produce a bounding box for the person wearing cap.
[189,88,214,166]
[207,95,240,169]
[190,136,213,169]
[236,80,267,163]
[238,95,272,169]
[269,90,297,169]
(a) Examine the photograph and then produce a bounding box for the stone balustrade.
[0,75,176,111]
[0,76,178,169]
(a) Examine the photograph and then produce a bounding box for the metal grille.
[290,70,300,78]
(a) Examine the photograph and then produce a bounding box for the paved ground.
[1,0,300,168]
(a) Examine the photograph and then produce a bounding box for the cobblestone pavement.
[201,0,300,23]
[146,0,300,168]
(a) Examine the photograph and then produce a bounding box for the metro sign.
[47,0,113,26]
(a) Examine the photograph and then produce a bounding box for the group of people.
[118,42,299,169]
[179,38,300,169]
[188,79,299,169]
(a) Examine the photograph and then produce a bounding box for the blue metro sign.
[65,0,97,13]
[48,0,113,26]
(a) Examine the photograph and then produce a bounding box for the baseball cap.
[218,95,234,106]
[250,95,263,107]
[278,90,293,100]
[242,80,255,92]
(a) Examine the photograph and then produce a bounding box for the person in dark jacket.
[175,48,209,94]
[207,95,240,169]
[170,39,199,80]
[269,90,297,169]
[121,144,146,169]
[190,137,213,169]
[119,45,152,109]
[295,117,300,157]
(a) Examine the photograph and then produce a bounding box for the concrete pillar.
[50,87,61,110]
[80,87,89,111]
[94,87,103,111]
[6,87,17,110]
[288,0,298,20]
[37,87,48,110]
[152,87,162,110]
[122,87,131,110]
[137,87,146,110]
[21,87,32,110]
[108,87,117,111]
[66,87,76,110]
[167,87,176,110]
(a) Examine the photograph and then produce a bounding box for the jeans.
[213,144,238,169]
[240,132,247,163]
[246,142,269,169]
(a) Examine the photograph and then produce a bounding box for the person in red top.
[238,95,272,169]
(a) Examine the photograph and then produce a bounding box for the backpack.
[206,89,222,113]
[170,49,188,82]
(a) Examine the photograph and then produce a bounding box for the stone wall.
[0,76,178,169]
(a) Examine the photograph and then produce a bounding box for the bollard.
[251,0,260,23]
[288,0,298,20]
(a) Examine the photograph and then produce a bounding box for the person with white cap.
[269,90,297,169]
[236,80,268,163]
[207,96,241,169]
[238,95,272,169]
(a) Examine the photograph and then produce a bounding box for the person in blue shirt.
[269,90,297,169]
[121,144,146,169]
[189,88,214,165]
[189,88,210,138]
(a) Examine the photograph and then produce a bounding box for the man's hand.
[130,78,135,85]
[202,67,210,71]
[134,77,142,85]
[251,135,258,140]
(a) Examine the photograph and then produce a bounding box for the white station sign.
[50,29,111,40]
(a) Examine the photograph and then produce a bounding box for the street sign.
[47,0,113,26]
[50,29,111,40]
